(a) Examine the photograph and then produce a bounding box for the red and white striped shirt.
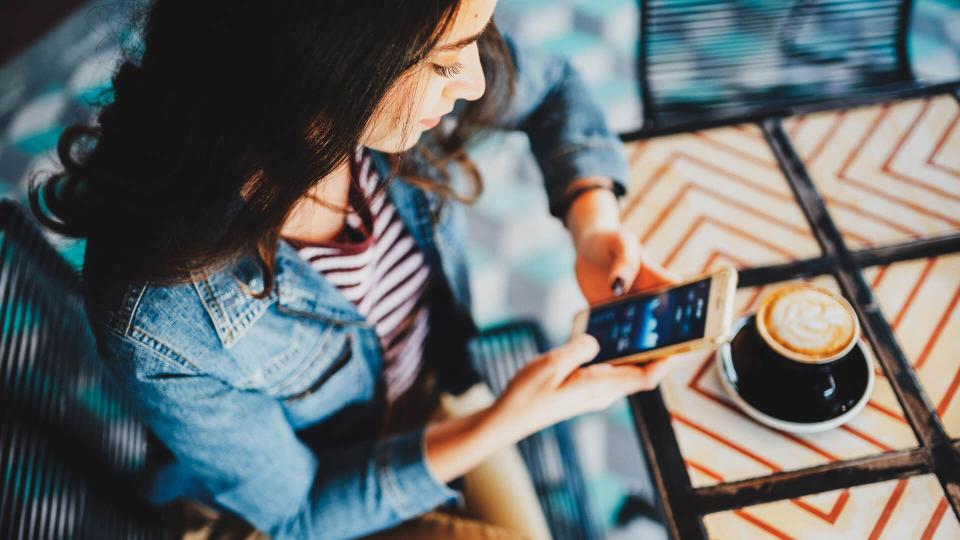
[285,148,432,403]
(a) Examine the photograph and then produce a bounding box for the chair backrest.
[639,0,915,129]
[0,200,165,539]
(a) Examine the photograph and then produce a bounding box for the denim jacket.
[88,36,629,539]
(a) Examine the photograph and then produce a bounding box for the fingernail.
[611,277,625,296]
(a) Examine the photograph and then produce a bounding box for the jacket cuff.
[543,138,630,219]
[377,428,460,518]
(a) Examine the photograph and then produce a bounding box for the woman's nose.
[445,42,486,102]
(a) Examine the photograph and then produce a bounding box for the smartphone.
[571,266,738,364]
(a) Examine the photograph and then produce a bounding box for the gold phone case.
[574,266,738,365]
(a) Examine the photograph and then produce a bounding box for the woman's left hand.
[574,228,678,304]
[562,178,679,303]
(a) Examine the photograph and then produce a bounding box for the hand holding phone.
[572,266,738,364]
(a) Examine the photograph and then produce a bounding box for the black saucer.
[716,316,874,432]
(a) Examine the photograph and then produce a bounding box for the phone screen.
[586,278,711,363]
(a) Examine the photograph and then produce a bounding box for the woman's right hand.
[424,335,674,483]
[491,334,674,442]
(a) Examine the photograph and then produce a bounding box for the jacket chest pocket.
[278,330,379,427]
[230,318,373,406]
[279,335,354,401]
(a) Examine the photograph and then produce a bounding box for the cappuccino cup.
[755,282,860,369]
[726,283,867,423]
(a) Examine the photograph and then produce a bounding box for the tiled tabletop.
[622,124,821,274]
[785,95,960,249]
[623,94,960,539]
[865,254,960,439]
[703,475,960,539]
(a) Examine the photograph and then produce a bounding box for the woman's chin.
[364,130,425,154]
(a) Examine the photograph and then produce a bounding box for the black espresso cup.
[727,283,868,424]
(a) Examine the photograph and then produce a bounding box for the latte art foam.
[758,285,857,363]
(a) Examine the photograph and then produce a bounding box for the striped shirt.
[284,148,432,404]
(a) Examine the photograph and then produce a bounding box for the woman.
[31,0,677,538]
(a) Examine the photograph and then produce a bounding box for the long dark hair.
[29,0,514,302]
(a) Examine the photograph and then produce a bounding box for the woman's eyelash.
[431,62,464,78]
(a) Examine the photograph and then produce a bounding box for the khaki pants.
[369,384,551,540]
[174,384,551,540]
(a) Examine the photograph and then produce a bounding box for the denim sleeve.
[106,333,457,539]
[497,34,630,217]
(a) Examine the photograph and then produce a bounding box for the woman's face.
[361,0,497,153]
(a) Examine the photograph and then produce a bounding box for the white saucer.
[714,318,876,434]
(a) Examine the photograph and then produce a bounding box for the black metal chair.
[0,199,165,539]
[634,0,928,132]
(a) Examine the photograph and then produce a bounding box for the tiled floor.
[703,474,960,539]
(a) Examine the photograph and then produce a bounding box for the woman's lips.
[419,116,442,128]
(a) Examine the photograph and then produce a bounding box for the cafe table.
[619,90,960,539]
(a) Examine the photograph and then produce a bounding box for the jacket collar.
[273,240,369,323]
[192,241,366,348]
[201,150,446,335]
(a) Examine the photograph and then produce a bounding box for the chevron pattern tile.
[703,474,960,540]
[621,125,822,275]
[785,95,960,249]
[865,253,960,439]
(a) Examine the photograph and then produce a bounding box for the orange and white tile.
[786,95,960,249]
[865,253,960,438]
[622,125,821,277]
[703,475,959,539]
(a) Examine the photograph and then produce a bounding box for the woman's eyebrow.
[434,19,492,52]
